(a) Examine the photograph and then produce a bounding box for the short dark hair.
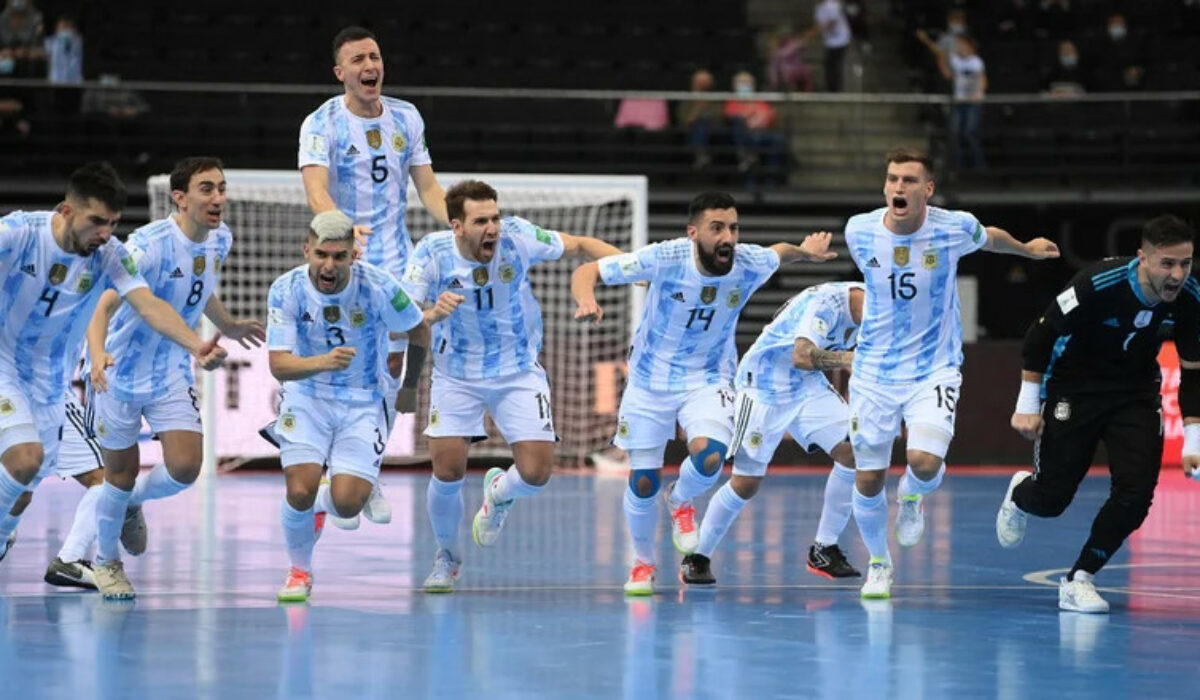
[332,26,377,64]
[67,162,126,212]
[1142,215,1195,248]
[169,156,224,194]
[445,180,499,223]
[688,192,737,223]
[885,147,935,179]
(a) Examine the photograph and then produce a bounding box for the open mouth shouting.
[316,270,340,292]
[714,243,734,266]
[891,195,909,216]
[360,75,380,92]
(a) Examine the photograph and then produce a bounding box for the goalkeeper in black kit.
[995,215,1200,613]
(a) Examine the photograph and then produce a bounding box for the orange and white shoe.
[624,561,657,596]
[313,512,327,541]
[277,567,313,602]
[663,483,698,554]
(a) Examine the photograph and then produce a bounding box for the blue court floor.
[2,468,1200,699]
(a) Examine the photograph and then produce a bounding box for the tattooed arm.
[791,338,853,371]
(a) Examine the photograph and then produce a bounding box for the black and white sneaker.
[679,553,716,586]
[44,557,98,590]
[806,543,862,579]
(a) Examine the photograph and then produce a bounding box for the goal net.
[148,170,646,468]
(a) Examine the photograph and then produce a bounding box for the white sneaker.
[318,480,360,531]
[423,549,461,593]
[861,558,894,599]
[472,467,512,547]
[363,482,392,524]
[662,483,699,554]
[1059,575,1109,613]
[996,471,1031,549]
[895,494,924,547]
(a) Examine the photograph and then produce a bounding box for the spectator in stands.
[724,71,787,185]
[766,28,813,93]
[992,0,1034,39]
[842,0,871,54]
[934,8,969,57]
[83,74,148,119]
[917,31,987,170]
[44,14,81,84]
[813,0,852,92]
[0,0,44,77]
[614,98,669,131]
[1034,0,1076,41]
[0,95,29,138]
[1091,13,1144,92]
[1043,39,1088,96]
[677,68,723,171]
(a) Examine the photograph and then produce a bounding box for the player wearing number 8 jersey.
[844,148,1059,599]
[85,158,263,600]
[572,192,837,595]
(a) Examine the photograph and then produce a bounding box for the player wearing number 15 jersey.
[572,191,837,595]
[843,148,1059,599]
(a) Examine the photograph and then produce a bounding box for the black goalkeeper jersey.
[1023,257,1200,396]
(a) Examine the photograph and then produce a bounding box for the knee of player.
[285,483,320,511]
[1115,489,1155,516]
[628,469,661,498]
[829,441,855,467]
[1,443,44,483]
[166,461,202,486]
[905,449,944,477]
[331,493,367,518]
[729,474,761,500]
[688,438,729,476]
[854,468,887,497]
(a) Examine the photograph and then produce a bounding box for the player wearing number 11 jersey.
[844,148,1059,599]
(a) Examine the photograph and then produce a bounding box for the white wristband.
[1014,380,1042,415]
[1183,423,1200,459]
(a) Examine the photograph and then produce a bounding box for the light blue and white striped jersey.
[845,206,986,384]
[737,282,862,404]
[99,217,233,402]
[0,211,147,404]
[298,95,433,279]
[267,261,422,404]
[403,216,564,380]
[600,239,781,392]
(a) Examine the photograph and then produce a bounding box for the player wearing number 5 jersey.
[402,180,623,593]
[84,158,263,600]
[572,191,837,595]
[269,210,431,602]
[844,148,1059,599]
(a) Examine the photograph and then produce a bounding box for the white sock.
[491,465,542,503]
[815,463,856,546]
[58,485,101,562]
[426,476,464,557]
[129,463,189,506]
[280,500,316,571]
[696,482,748,558]
[852,486,891,564]
[623,488,658,565]
[0,468,27,534]
[899,464,945,498]
[95,481,132,563]
[669,456,721,506]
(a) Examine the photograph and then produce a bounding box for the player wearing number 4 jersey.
[845,148,1059,599]
[0,162,225,593]
[401,180,623,593]
[572,191,837,595]
[269,210,433,603]
[84,158,264,600]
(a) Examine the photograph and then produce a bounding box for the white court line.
[1024,562,1200,601]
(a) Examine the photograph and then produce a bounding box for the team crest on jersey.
[1133,310,1153,328]
[429,409,440,427]
[748,431,763,449]
[323,306,341,323]
[193,255,206,276]
[922,249,939,270]
[617,419,630,439]
[280,412,296,432]
[1054,400,1071,421]
[365,129,382,150]
[214,256,222,275]
[893,247,910,267]
[392,133,406,152]
[75,271,93,293]
[849,414,859,435]
[499,265,515,283]
[49,263,68,286]
[0,398,13,416]
[726,288,742,308]
[701,286,717,304]
[473,267,489,286]
[95,419,107,438]
[350,308,366,328]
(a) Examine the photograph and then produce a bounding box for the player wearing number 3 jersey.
[844,148,1059,599]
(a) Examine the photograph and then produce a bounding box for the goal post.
[148,170,648,470]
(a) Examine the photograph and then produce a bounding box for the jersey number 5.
[371,156,388,184]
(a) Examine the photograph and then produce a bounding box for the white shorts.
[0,375,64,479]
[91,380,203,450]
[849,368,961,471]
[425,367,556,444]
[276,390,390,482]
[730,384,850,477]
[613,382,736,451]
[58,393,103,478]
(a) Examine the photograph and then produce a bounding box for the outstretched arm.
[572,261,605,325]
[984,226,1060,259]
[269,347,355,381]
[559,232,623,261]
[792,338,853,371]
[85,289,122,392]
[411,164,449,227]
[204,295,265,349]
[124,287,226,369]
[770,231,838,264]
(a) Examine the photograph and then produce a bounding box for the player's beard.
[697,241,735,276]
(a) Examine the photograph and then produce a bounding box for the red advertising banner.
[1160,341,1183,468]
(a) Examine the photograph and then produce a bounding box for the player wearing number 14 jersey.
[843,148,1059,599]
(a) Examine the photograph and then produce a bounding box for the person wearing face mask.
[1092,13,1144,92]
[44,14,80,85]
[0,0,44,77]
[813,0,852,92]
[723,72,788,186]
[917,31,987,170]
[1044,39,1087,96]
